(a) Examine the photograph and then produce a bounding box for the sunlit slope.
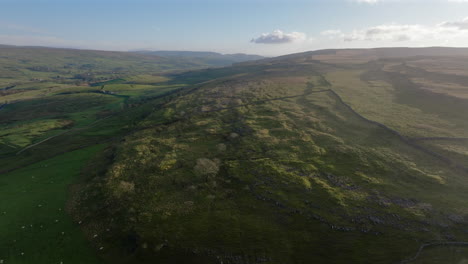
[0,45,222,84]
[75,59,468,263]
[304,48,468,171]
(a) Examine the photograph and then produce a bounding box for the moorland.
[1,45,468,264]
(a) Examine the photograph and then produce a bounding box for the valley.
[1,46,468,263]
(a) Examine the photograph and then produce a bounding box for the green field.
[0,145,105,264]
[0,46,199,263]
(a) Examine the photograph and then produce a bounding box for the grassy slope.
[322,55,468,178]
[0,145,105,264]
[0,80,187,262]
[0,46,208,263]
[0,46,197,82]
[74,60,468,263]
[3,47,468,264]
[325,70,461,138]
[0,45,199,169]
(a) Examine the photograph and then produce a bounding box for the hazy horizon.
[4,43,468,58]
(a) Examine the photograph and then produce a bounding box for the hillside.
[0,45,260,91]
[0,46,238,264]
[260,47,468,64]
[66,48,468,263]
[2,47,468,264]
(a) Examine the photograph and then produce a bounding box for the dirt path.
[399,241,468,263]
[411,137,468,142]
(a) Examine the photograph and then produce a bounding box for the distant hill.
[135,50,265,66]
[0,45,252,87]
[252,47,468,65]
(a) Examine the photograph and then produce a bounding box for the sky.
[1,0,468,56]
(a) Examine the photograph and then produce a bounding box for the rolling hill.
[2,46,468,264]
[71,48,468,263]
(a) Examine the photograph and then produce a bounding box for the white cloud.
[439,17,468,30]
[251,30,306,44]
[343,24,429,42]
[321,18,468,44]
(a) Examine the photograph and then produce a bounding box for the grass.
[326,70,463,138]
[0,145,106,264]
[3,46,468,264]
[73,66,468,263]
[124,75,170,84]
[0,48,210,264]
[418,140,468,168]
[0,119,72,148]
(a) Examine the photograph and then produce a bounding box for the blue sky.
[1,0,468,56]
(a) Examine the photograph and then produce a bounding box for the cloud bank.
[251,30,306,44]
[321,17,468,43]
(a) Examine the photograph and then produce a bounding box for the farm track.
[411,137,468,142]
[399,241,468,264]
